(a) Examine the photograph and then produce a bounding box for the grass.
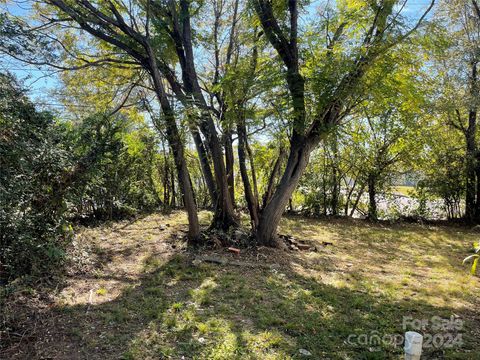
[2,211,480,359]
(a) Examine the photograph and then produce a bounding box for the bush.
[0,74,73,279]
[0,74,165,281]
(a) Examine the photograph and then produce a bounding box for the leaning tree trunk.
[160,109,199,240]
[350,184,366,217]
[262,148,286,208]
[197,111,237,229]
[173,0,237,230]
[246,137,260,202]
[255,139,313,246]
[190,125,217,207]
[147,51,200,242]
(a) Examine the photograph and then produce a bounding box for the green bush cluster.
[0,74,164,281]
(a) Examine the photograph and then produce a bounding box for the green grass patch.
[11,212,478,359]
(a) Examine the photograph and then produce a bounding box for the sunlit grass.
[26,212,480,359]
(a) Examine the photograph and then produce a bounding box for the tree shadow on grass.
[6,247,478,360]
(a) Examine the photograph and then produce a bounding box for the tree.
[427,0,480,222]
[16,0,203,240]
[148,0,238,229]
[251,0,435,245]
[0,73,123,278]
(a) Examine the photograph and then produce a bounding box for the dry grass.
[2,211,479,359]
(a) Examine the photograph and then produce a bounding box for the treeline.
[2,0,480,280]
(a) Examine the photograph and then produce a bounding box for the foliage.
[0,73,166,281]
[0,73,72,279]
[2,0,480,277]
[65,116,163,220]
[415,120,465,219]
[463,242,480,275]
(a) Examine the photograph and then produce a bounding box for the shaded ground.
[2,211,480,359]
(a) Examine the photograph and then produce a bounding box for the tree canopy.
[5,0,480,279]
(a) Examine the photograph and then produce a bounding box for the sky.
[0,1,63,110]
[0,0,437,113]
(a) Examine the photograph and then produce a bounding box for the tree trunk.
[245,136,260,202]
[330,130,340,216]
[344,177,358,216]
[161,142,170,209]
[163,159,170,208]
[367,174,377,220]
[225,130,235,207]
[465,126,476,221]
[262,148,286,208]
[331,171,339,215]
[465,61,478,222]
[255,139,312,246]
[147,50,200,242]
[237,114,260,229]
[173,0,237,230]
[201,114,238,229]
[190,125,217,207]
[159,70,218,210]
[171,169,176,208]
[475,158,480,218]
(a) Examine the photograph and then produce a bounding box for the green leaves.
[463,242,480,275]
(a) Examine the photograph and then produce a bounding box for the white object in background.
[404,331,423,360]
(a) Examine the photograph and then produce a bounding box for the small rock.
[299,349,312,356]
[159,225,166,231]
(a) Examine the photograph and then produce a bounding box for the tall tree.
[251,0,435,245]
[35,0,202,241]
[429,0,480,222]
[150,0,237,229]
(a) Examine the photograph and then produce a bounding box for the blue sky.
[0,0,437,112]
[0,1,61,109]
